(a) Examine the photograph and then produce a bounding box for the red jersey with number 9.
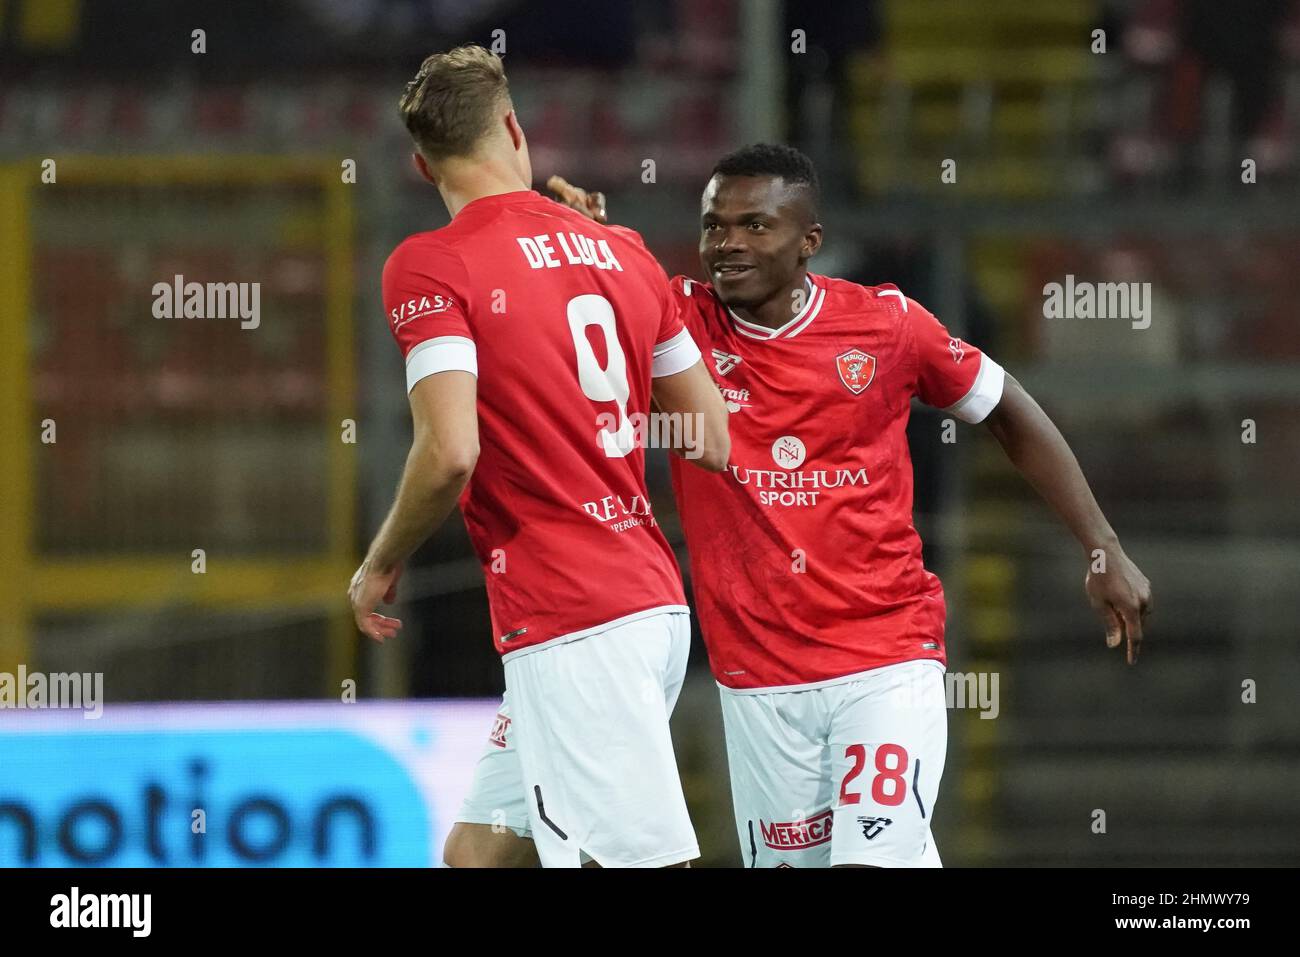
[381,190,701,659]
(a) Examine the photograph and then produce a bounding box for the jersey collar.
[726,275,826,341]
[454,189,541,217]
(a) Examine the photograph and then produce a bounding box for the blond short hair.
[399,45,511,161]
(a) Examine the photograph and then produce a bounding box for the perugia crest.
[836,349,876,395]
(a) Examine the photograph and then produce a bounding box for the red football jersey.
[669,273,1005,690]
[382,190,701,659]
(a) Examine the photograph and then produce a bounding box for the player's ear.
[506,109,532,185]
[411,152,438,187]
[505,109,525,151]
[802,222,824,259]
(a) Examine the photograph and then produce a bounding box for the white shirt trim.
[782,284,827,339]
[716,657,945,695]
[732,323,774,341]
[726,277,824,340]
[944,354,1005,424]
[406,336,477,391]
[651,327,703,378]
[876,288,909,311]
[499,604,691,663]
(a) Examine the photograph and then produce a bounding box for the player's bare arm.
[651,360,731,471]
[349,370,479,642]
[983,372,1153,664]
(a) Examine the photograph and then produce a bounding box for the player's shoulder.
[597,220,651,251]
[670,274,721,304]
[527,199,670,280]
[817,275,937,326]
[577,214,663,272]
[382,230,468,283]
[669,276,730,332]
[817,275,910,310]
[386,228,458,262]
[535,195,648,246]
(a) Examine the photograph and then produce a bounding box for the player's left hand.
[349,559,404,643]
[1084,546,1151,665]
[546,175,607,223]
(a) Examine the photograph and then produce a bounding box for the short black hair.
[711,143,820,212]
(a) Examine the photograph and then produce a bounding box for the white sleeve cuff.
[945,355,1005,423]
[406,336,477,391]
[651,327,702,378]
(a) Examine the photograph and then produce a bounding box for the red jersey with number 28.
[382,191,701,659]
[669,273,1005,690]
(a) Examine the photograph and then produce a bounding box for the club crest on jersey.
[712,349,742,376]
[836,349,876,395]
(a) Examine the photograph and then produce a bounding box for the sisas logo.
[771,435,806,469]
[390,294,454,330]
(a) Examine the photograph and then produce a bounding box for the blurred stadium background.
[1,0,1298,867]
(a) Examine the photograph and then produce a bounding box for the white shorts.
[455,695,533,840]
[459,610,698,868]
[720,659,947,868]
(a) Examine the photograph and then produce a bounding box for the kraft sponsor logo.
[761,809,833,850]
[720,386,750,413]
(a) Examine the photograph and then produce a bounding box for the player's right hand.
[349,558,404,643]
[1084,547,1151,665]
[547,175,607,223]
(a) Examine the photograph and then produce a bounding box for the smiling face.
[699,173,822,311]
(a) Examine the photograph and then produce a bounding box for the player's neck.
[732,269,811,330]
[437,159,532,219]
